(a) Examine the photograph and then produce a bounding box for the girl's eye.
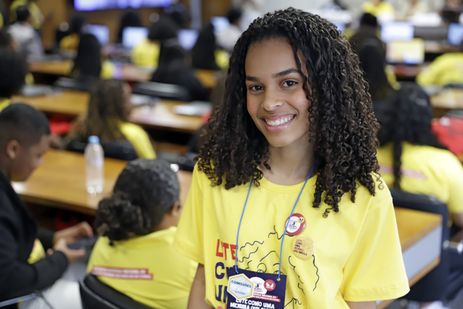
[282,80,298,88]
[247,84,263,93]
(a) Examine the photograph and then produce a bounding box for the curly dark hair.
[375,82,446,189]
[198,7,380,214]
[94,159,179,244]
[81,79,128,142]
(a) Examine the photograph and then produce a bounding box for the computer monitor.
[386,39,425,65]
[211,16,229,34]
[178,29,199,50]
[448,23,463,46]
[84,24,110,46]
[122,27,148,49]
[381,22,414,43]
[74,0,174,11]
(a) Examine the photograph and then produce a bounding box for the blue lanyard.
[234,164,316,280]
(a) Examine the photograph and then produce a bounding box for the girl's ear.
[5,139,20,160]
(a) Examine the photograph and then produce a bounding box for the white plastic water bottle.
[85,135,104,194]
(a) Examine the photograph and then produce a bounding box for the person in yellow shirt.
[87,159,197,308]
[175,8,409,309]
[416,52,463,86]
[59,15,86,53]
[376,82,463,228]
[131,15,178,69]
[66,79,156,159]
[71,33,114,80]
[10,0,43,30]
[0,48,27,111]
[362,0,395,21]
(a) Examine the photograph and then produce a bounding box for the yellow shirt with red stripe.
[174,166,409,308]
[377,143,463,215]
[87,227,197,309]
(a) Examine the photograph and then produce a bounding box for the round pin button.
[285,213,306,236]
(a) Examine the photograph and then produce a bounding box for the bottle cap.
[88,135,100,144]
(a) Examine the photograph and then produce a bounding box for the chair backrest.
[79,274,151,309]
[66,139,138,161]
[389,188,449,302]
[133,81,191,101]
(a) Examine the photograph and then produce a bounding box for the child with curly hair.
[174,7,409,309]
[87,159,197,308]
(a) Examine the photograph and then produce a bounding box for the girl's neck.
[263,143,314,185]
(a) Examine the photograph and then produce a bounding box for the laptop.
[122,27,148,49]
[386,39,425,65]
[84,24,110,46]
[381,22,414,43]
[448,23,463,46]
[178,29,199,50]
[211,16,229,34]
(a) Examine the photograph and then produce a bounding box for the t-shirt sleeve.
[119,123,156,159]
[342,186,410,301]
[174,166,205,264]
[444,153,463,215]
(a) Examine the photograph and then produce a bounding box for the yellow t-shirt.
[0,98,11,111]
[416,53,463,86]
[27,239,46,264]
[131,40,160,69]
[377,143,463,215]
[119,122,156,159]
[60,34,80,52]
[174,167,409,308]
[87,227,197,309]
[362,1,395,19]
[101,61,115,80]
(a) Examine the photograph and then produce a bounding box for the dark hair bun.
[94,192,152,243]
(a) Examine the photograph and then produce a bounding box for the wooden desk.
[29,60,218,89]
[395,207,442,286]
[13,150,192,215]
[13,90,204,134]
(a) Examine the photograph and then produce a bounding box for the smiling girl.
[175,8,409,309]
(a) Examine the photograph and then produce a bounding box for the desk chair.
[133,81,191,101]
[66,139,138,161]
[390,188,463,304]
[79,274,151,309]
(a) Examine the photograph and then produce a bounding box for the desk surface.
[29,60,218,89]
[13,150,192,215]
[13,90,204,134]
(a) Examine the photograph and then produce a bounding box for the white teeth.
[265,116,293,126]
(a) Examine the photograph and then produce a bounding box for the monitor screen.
[211,16,229,34]
[84,24,110,46]
[381,22,414,43]
[122,26,148,49]
[386,39,425,65]
[178,29,199,50]
[448,23,463,46]
[74,0,173,11]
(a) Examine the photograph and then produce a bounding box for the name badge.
[227,267,286,309]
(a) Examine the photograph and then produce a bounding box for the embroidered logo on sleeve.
[91,266,153,280]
